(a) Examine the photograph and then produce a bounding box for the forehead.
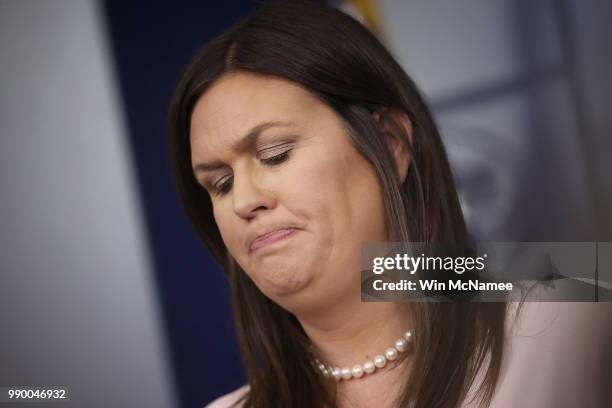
[189,72,321,154]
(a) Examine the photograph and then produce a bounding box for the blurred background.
[1,0,610,407]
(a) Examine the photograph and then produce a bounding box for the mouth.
[250,228,298,253]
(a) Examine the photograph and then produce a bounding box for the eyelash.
[213,149,292,196]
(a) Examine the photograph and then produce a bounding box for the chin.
[262,274,310,299]
[256,263,311,299]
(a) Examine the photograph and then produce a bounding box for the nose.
[232,170,276,219]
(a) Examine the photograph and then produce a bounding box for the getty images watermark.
[360,242,612,302]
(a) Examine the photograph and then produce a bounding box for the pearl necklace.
[313,330,413,381]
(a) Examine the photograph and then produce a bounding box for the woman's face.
[190,72,388,312]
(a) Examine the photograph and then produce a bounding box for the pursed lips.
[249,228,298,253]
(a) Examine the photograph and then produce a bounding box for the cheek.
[349,164,387,239]
[280,154,340,237]
[212,203,243,257]
[313,149,386,244]
[301,146,378,227]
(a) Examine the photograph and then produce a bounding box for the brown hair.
[168,2,506,407]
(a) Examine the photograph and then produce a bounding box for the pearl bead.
[363,360,375,374]
[312,328,414,380]
[374,354,386,368]
[385,347,398,361]
[405,330,413,341]
[395,338,408,352]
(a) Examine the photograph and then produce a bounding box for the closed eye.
[213,175,233,196]
[212,148,292,197]
[261,149,291,166]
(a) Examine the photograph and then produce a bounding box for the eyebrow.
[193,121,293,174]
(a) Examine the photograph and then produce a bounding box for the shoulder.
[205,385,250,408]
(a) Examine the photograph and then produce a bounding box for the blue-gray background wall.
[1,1,610,407]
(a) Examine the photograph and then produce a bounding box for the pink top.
[205,384,248,408]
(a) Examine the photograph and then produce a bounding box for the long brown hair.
[168,2,506,407]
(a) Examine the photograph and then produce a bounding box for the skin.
[190,72,413,407]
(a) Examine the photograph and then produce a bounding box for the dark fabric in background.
[103,2,259,406]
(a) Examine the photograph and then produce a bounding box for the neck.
[296,297,412,370]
